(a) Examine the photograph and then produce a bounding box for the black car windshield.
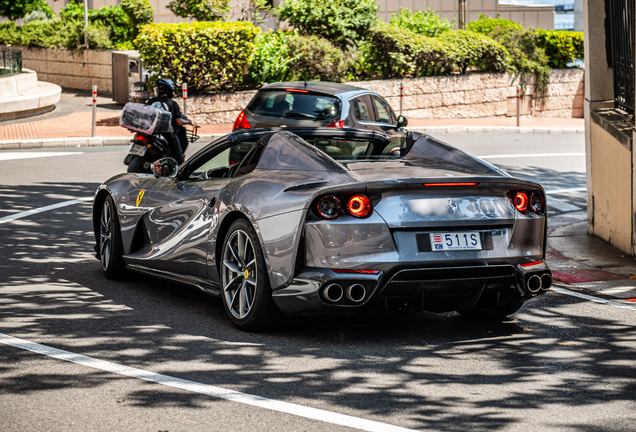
[247,91,341,121]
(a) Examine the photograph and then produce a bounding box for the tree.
[167,0,230,22]
[275,0,379,50]
[120,0,154,38]
[0,0,51,21]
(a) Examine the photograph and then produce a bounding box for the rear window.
[305,138,404,161]
[247,90,341,121]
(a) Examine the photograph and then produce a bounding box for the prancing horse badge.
[446,198,458,213]
[136,190,146,207]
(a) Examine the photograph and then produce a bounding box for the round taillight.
[346,194,371,218]
[316,195,341,219]
[530,192,543,212]
[514,192,528,212]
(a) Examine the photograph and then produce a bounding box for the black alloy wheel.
[220,219,283,331]
[99,195,126,279]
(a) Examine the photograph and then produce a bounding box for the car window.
[247,90,341,120]
[187,141,258,180]
[371,95,396,124]
[352,96,372,122]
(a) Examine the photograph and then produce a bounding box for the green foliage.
[285,34,353,82]
[248,30,293,86]
[120,0,155,39]
[536,29,584,68]
[359,25,451,79]
[0,0,49,20]
[275,0,379,50]
[60,2,133,45]
[23,9,51,23]
[136,21,261,91]
[438,30,509,74]
[466,15,523,36]
[167,0,230,21]
[389,7,452,37]
[467,15,550,98]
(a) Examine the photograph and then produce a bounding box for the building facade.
[46,0,554,29]
[583,0,635,254]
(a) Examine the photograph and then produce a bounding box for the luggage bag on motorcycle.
[119,103,173,134]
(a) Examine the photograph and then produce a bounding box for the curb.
[408,126,584,134]
[0,127,584,149]
[0,133,227,150]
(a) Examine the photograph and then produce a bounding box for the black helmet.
[153,78,175,97]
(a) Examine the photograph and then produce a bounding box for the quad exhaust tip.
[323,283,343,302]
[540,273,552,290]
[527,275,542,293]
[346,284,366,303]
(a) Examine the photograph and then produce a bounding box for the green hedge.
[247,30,293,86]
[360,25,451,79]
[285,34,352,82]
[439,30,509,74]
[536,29,584,68]
[136,22,261,92]
[389,7,452,37]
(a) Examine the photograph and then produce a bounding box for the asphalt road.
[1,134,635,432]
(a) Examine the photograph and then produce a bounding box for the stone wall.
[180,69,585,125]
[3,45,113,95]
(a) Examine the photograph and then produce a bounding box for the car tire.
[220,218,284,331]
[99,195,127,280]
[457,299,524,320]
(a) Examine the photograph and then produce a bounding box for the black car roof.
[260,81,363,95]
[228,127,392,144]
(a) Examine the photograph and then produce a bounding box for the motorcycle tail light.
[514,191,528,212]
[233,110,251,130]
[135,135,147,143]
[346,194,372,218]
[530,192,544,213]
[327,119,344,128]
[316,195,341,219]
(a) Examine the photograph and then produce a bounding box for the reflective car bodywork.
[93,128,551,324]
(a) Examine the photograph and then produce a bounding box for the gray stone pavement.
[547,211,636,303]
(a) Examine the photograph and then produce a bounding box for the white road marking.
[0,152,82,161]
[546,186,587,194]
[0,197,93,224]
[552,286,636,311]
[547,197,582,212]
[0,333,415,432]
[479,152,585,159]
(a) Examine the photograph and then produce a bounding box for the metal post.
[399,82,403,116]
[458,0,467,30]
[92,85,97,137]
[83,0,89,49]
[516,85,521,127]
[182,83,188,117]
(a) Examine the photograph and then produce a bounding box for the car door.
[137,140,258,281]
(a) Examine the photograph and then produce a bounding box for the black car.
[233,81,408,135]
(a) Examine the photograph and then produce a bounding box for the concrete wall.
[45,0,553,29]
[2,45,113,95]
[589,122,633,253]
[180,69,584,125]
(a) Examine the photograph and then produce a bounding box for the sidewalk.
[0,104,584,149]
[547,212,636,304]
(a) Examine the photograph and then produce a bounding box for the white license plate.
[129,144,147,157]
[431,232,482,251]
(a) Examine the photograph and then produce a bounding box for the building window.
[608,0,635,115]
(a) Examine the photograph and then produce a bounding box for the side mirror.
[151,157,179,178]
[397,115,408,128]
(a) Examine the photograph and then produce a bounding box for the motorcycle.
[124,124,200,173]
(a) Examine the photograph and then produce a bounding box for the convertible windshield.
[247,91,341,121]
[304,137,406,161]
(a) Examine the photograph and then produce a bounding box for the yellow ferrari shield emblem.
[136,190,146,207]
[244,269,250,279]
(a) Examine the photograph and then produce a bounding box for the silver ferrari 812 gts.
[93,128,552,331]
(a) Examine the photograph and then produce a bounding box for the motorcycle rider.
[146,78,193,164]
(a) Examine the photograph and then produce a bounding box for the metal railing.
[609,0,635,115]
[0,47,22,77]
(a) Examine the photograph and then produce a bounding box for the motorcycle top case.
[119,103,173,134]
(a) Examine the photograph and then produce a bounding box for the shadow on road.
[0,184,632,431]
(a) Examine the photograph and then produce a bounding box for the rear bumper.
[272,262,551,316]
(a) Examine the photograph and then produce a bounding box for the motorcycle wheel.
[127,156,149,173]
